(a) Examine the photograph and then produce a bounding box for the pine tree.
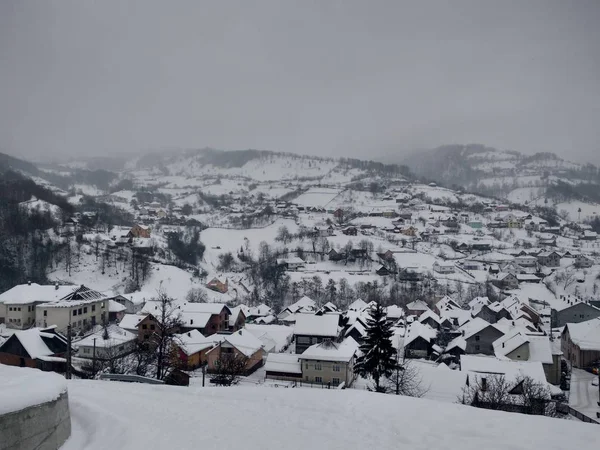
[354,302,397,392]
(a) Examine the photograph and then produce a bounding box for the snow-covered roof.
[108,299,127,313]
[179,312,212,329]
[385,304,404,320]
[0,283,76,305]
[175,329,214,356]
[212,329,264,358]
[460,355,549,389]
[3,328,63,359]
[75,325,137,348]
[404,321,437,346]
[294,314,339,337]
[298,337,358,363]
[493,331,529,358]
[406,300,430,311]
[564,318,600,351]
[418,309,442,325]
[459,318,502,340]
[348,299,368,311]
[446,336,467,352]
[118,314,147,331]
[265,353,301,374]
[344,320,366,338]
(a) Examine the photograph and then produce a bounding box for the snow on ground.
[200,219,299,269]
[411,185,459,203]
[569,369,600,420]
[293,188,341,208]
[507,187,545,204]
[555,200,600,221]
[0,365,67,414]
[73,184,105,196]
[62,380,598,450]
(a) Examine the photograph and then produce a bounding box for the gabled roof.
[493,330,529,358]
[385,305,404,320]
[459,318,503,340]
[118,314,147,331]
[0,283,76,305]
[564,318,600,350]
[208,329,264,358]
[435,296,461,311]
[404,322,437,346]
[0,328,65,359]
[406,300,430,311]
[175,329,214,356]
[298,337,358,363]
[75,325,137,348]
[294,314,339,337]
[348,299,368,311]
[418,309,442,325]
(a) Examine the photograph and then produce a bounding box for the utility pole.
[66,324,72,380]
[202,363,206,387]
[92,338,97,377]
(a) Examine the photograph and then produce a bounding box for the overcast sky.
[1,0,599,164]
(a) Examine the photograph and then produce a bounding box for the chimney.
[239,330,242,335]
[27,280,31,286]
[55,282,59,290]
[187,332,191,337]
[190,319,193,325]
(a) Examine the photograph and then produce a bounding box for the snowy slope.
[62,381,597,450]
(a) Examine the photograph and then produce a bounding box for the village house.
[293,314,340,354]
[0,282,78,329]
[264,353,303,382]
[206,329,265,375]
[514,255,538,267]
[459,318,504,356]
[493,331,561,385]
[173,329,215,370]
[404,322,437,358]
[342,226,358,236]
[433,261,455,274]
[561,318,600,368]
[75,325,137,361]
[406,300,431,317]
[551,302,600,328]
[490,272,519,290]
[276,256,305,270]
[536,251,561,267]
[129,224,151,238]
[206,276,228,294]
[0,327,68,372]
[35,285,109,334]
[574,254,593,268]
[298,338,359,387]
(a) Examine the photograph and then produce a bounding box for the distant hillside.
[399,144,600,212]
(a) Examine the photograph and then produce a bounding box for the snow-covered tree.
[354,302,397,392]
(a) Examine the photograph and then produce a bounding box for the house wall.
[77,339,137,360]
[4,302,37,329]
[301,358,354,387]
[465,327,504,355]
[543,355,561,385]
[206,343,263,374]
[475,306,497,324]
[506,343,530,361]
[553,303,600,328]
[137,316,159,343]
[36,299,107,334]
[405,337,430,358]
[295,335,336,354]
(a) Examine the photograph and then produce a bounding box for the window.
[297,336,310,344]
[101,302,105,309]
[475,335,480,342]
[333,365,340,372]
[92,305,96,312]
[17,307,21,311]
[83,348,90,354]
[142,324,147,330]
[315,376,322,383]
[73,310,78,316]
[475,345,480,351]
[8,307,12,312]
[44,310,47,317]
[315,363,322,371]
[84,307,88,314]
[78,308,82,315]
[83,319,87,326]
[305,363,308,369]
[150,325,155,331]
[332,378,340,385]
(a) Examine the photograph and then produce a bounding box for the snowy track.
[61,379,599,450]
[569,369,600,419]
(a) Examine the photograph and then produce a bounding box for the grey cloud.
[0,0,599,163]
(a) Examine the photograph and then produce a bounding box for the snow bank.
[62,381,597,450]
[0,365,67,415]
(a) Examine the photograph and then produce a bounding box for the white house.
[433,261,455,274]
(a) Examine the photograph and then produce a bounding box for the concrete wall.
[36,299,107,334]
[0,391,71,450]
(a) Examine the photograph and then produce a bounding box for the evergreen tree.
[354,302,397,392]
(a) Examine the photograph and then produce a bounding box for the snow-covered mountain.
[400,144,600,219]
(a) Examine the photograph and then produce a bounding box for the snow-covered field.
[61,380,598,450]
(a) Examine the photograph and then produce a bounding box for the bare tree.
[186,287,208,303]
[152,289,184,380]
[460,374,514,411]
[211,352,248,385]
[387,349,428,397]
